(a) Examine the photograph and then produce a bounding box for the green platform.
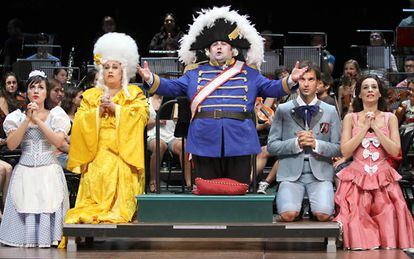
[137,194,275,223]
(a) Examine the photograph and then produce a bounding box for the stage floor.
[0,238,412,259]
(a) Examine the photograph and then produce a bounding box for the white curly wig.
[93,32,139,96]
[178,6,264,70]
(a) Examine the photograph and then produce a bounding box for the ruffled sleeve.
[66,88,101,173]
[49,106,71,135]
[3,109,25,135]
[114,85,149,170]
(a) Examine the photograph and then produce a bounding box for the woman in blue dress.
[0,70,70,247]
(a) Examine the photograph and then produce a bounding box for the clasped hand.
[26,102,40,124]
[99,95,115,117]
[296,130,316,149]
[365,112,378,131]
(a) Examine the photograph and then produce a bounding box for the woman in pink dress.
[334,74,414,250]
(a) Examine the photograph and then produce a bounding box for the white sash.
[190,60,245,119]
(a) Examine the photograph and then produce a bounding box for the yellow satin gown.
[64,85,149,224]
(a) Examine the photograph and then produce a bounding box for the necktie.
[294,105,319,127]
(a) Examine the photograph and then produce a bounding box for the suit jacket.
[267,99,342,182]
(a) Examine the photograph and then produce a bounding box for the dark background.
[0,0,411,78]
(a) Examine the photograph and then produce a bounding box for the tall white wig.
[178,6,264,70]
[93,32,139,96]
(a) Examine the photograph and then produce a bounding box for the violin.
[255,97,274,123]
[395,103,407,127]
[343,94,351,110]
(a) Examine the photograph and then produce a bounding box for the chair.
[64,170,80,208]
[153,96,191,194]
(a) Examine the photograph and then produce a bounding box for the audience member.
[26,33,60,65]
[396,55,414,88]
[53,68,68,86]
[149,13,184,52]
[337,59,361,119]
[317,72,336,107]
[369,31,398,72]
[82,68,98,90]
[46,79,64,108]
[310,34,335,75]
[147,93,191,192]
[58,86,84,168]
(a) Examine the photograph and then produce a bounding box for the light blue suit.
[267,99,341,214]
[268,99,341,181]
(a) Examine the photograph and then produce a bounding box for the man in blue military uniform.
[137,6,307,185]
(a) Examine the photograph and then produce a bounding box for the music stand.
[366,46,391,70]
[13,59,58,80]
[262,50,281,76]
[283,46,322,70]
[87,65,96,72]
[141,57,182,79]
[149,50,178,56]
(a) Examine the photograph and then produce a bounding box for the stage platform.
[63,220,339,252]
[137,194,275,223]
[63,193,340,253]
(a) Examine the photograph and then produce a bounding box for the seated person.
[26,33,60,65]
[46,79,64,108]
[149,13,184,52]
[397,77,414,127]
[317,72,336,107]
[369,32,398,72]
[396,55,414,88]
[82,68,98,90]
[267,61,341,222]
[58,86,84,168]
[53,68,68,86]
[147,93,191,192]
[310,34,335,75]
[253,97,278,194]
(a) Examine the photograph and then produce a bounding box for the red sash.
[190,60,245,119]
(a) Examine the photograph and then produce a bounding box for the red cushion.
[192,177,249,195]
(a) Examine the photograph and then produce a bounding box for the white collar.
[296,95,318,106]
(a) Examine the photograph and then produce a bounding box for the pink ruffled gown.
[334,112,414,250]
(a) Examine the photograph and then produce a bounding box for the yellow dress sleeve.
[115,85,149,171]
[66,88,101,173]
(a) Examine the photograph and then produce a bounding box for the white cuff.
[313,140,319,153]
[287,75,296,89]
[147,73,154,85]
[295,137,303,152]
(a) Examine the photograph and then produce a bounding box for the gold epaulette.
[183,61,208,73]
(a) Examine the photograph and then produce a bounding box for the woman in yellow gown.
[64,32,149,224]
